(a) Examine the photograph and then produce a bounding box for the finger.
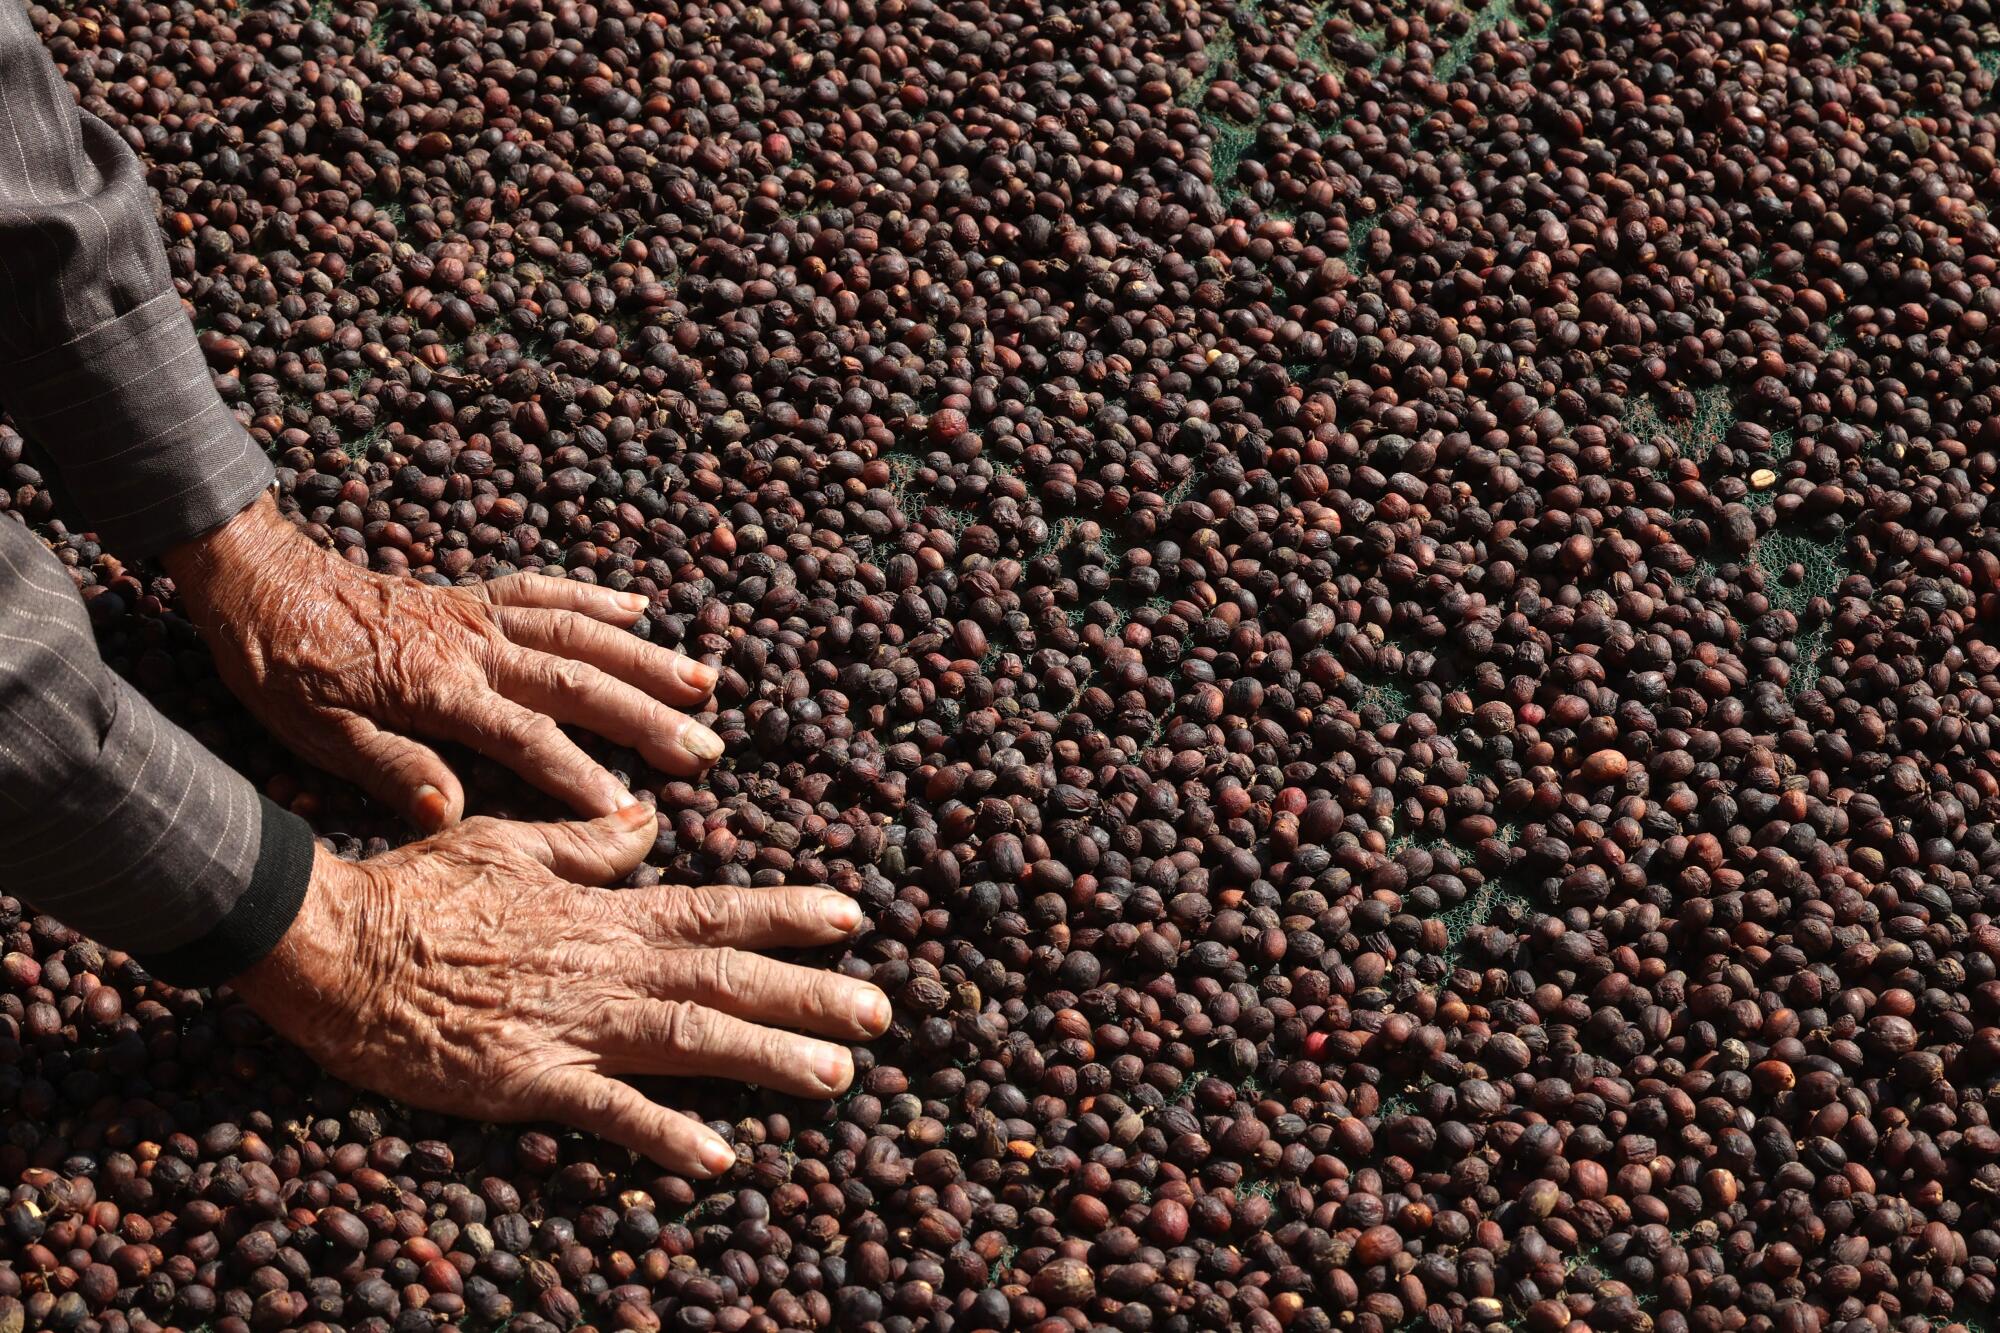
[437,690,635,816]
[620,947,889,1040]
[501,805,659,885]
[494,607,716,707]
[322,711,466,832]
[494,651,723,778]
[598,1000,856,1097]
[621,883,864,949]
[481,571,650,626]
[545,1069,736,1177]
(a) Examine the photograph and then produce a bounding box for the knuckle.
[411,677,461,720]
[766,1029,803,1074]
[456,815,504,844]
[548,613,590,653]
[672,887,732,941]
[438,677,498,728]
[519,712,566,747]
[544,657,593,696]
[542,825,591,864]
[701,947,747,1000]
[780,887,825,928]
[816,972,851,1020]
[655,999,703,1052]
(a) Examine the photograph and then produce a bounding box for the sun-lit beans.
[5,0,1999,1329]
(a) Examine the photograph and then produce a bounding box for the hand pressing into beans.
[164,493,720,829]
[235,803,890,1176]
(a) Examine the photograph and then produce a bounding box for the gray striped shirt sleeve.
[0,1,310,976]
[0,514,265,954]
[0,0,273,557]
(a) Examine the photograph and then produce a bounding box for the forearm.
[0,0,271,556]
[0,513,309,984]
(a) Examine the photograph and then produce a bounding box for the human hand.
[233,804,889,1176]
[164,493,720,829]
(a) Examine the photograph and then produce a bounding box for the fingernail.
[701,1138,736,1175]
[415,785,449,829]
[678,657,718,691]
[618,591,649,613]
[855,989,890,1033]
[814,1045,851,1090]
[821,894,862,931]
[616,800,653,826]
[682,721,724,762]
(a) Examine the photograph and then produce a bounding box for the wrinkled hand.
[165,493,720,828]
[235,804,890,1176]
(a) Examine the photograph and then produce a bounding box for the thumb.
[326,712,466,832]
[514,801,658,884]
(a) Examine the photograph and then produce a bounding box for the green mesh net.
[882,448,933,527]
[1157,459,1200,510]
[1239,1174,1279,1201]
[1181,16,1260,207]
[1374,1079,1424,1123]
[1297,0,1344,76]
[1624,382,1734,477]
[1680,384,1734,464]
[1754,526,1849,617]
[1751,525,1852,696]
[1343,213,1382,270]
[1356,676,1413,723]
[1178,25,1238,108]
[1419,0,1559,83]
[1204,115,1261,204]
[1441,875,1530,958]
[1622,390,1668,445]
[1785,627,1831,696]
[1032,515,1080,566]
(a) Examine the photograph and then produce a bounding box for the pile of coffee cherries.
[4,0,1999,1329]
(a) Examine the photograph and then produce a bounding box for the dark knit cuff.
[138,798,315,988]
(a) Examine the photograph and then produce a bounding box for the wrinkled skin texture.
[236,805,892,1176]
[164,493,722,828]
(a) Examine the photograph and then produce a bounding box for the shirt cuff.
[135,799,316,989]
[2,674,263,955]
[0,291,273,558]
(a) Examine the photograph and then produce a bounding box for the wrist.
[160,489,299,594]
[234,841,360,1007]
[136,797,319,989]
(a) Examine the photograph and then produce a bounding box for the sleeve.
[0,4,309,985]
[0,516,314,985]
[0,0,273,560]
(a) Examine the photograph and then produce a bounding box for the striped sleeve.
[0,2,309,979]
[0,515,311,976]
[0,0,272,558]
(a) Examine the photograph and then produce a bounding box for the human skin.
[163,496,884,1174]
[163,491,723,830]
[236,805,892,1176]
